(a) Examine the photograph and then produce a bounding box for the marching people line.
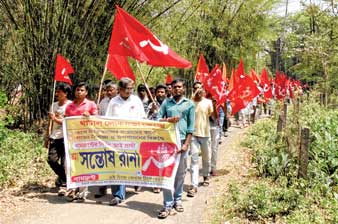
[32,76,274,222]
[1,118,254,224]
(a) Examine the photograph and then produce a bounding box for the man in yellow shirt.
[187,82,216,197]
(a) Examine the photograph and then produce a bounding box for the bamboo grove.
[0,0,337,130]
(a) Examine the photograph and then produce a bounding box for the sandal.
[109,197,122,206]
[174,203,184,212]
[187,187,197,197]
[65,189,76,202]
[153,188,161,193]
[57,187,67,197]
[202,176,210,186]
[158,208,175,219]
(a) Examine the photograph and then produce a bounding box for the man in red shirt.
[64,82,98,202]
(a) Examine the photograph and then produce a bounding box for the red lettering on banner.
[71,174,99,182]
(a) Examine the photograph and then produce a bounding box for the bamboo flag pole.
[136,61,155,103]
[45,80,57,147]
[97,54,110,105]
[145,67,153,82]
[51,80,56,109]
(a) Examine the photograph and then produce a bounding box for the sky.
[273,0,330,16]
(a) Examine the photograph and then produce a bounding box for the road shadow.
[7,182,69,204]
[123,200,162,218]
[214,168,230,176]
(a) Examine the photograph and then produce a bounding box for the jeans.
[47,138,66,182]
[210,128,219,171]
[219,109,225,137]
[111,185,126,200]
[163,142,188,208]
[190,136,211,188]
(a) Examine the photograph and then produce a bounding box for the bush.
[0,91,7,108]
[0,120,51,188]
[217,96,338,223]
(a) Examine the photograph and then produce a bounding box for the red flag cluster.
[193,56,303,116]
[52,5,304,117]
[228,60,260,115]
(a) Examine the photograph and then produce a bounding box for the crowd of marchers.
[45,77,276,219]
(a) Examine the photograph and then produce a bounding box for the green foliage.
[241,116,297,180]
[218,179,337,223]
[217,97,338,223]
[0,120,51,187]
[1,0,283,129]
[280,2,338,102]
[0,91,7,107]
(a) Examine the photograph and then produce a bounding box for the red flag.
[236,59,245,78]
[228,59,244,91]
[228,74,260,115]
[204,64,227,105]
[233,59,245,87]
[228,69,235,91]
[275,71,287,100]
[260,67,273,99]
[106,54,135,81]
[54,54,74,85]
[109,6,191,68]
[222,63,228,83]
[165,74,173,84]
[250,69,260,84]
[195,53,209,82]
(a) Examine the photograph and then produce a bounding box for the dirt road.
[0,125,251,224]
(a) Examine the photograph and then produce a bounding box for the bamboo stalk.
[136,61,155,103]
[97,54,109,105]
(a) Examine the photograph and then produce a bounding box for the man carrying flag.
[46,83,72,196]
[45,54,74,195]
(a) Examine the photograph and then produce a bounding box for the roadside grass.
[0,120,52,189]
[212,97,338,224]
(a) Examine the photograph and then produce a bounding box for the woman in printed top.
[64,82,98,202]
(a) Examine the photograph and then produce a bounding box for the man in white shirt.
[105,77,146,206]
[98,82,117,115]
[45,83,72,196]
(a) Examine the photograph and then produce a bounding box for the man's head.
[148,87,156,99]
[171,79,186,99]
[105,82,117,99]
[155,84,167,102]
[137,84,147,99]
[166,83,173,97]
[55,83,71,101]
[118,78,134,100]
[74,82,89,100]
[192,81,204,100]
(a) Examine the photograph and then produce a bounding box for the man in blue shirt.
[157,79,195,219]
